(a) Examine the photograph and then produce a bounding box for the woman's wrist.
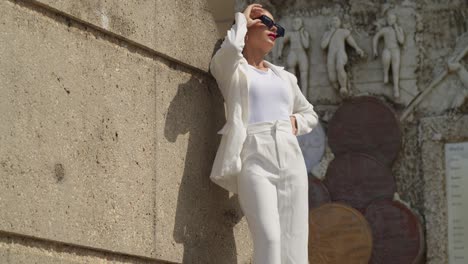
[290,115,298,135]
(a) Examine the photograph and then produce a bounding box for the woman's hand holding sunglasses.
[243,4,263,28]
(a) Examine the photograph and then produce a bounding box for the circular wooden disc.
[323,153,396,211]
[308,174,331,210]
[297,122,326,172]
[328,96,402,166]
[364,199,425,264]
[309,203,373,264]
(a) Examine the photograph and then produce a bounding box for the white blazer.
[209,12,319,194]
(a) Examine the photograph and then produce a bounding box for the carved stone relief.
[235,1,420,105]
[277,17,310,96]
[448,54,468,89]
[231,1,468,262]
[321,16,365,97]
[350,5,418,106]
[407,33,468,119]
[233,0,468,118]
[373,12,405,100]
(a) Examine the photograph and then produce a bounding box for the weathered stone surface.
[0,0,156,257]
[392,123,425,216]
[0,233,167,264]
[6,0,468,261]
[153,51,251,263]
[33,0,220,72]
[419,115,468,264]
[0,1,252,263]
[207,0,236,37]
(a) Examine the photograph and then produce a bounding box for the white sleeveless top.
[246,64,291,124]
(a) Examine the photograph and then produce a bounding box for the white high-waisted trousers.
[238,119,309,264]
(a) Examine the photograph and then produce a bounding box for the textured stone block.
[153,48,252,263]
[0,0,157,257]
[0,1,252,263]
[33,0,220,72]
[0,233,168,264]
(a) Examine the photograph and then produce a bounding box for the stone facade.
[0,0,250,263]
[3,0,468,263]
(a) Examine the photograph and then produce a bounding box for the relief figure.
[321,16,365,97]
[373,12,405,100]
[278,18,310,96]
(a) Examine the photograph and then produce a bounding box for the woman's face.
[245,10,278,54]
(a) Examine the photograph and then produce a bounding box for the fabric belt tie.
[246,119,292,169]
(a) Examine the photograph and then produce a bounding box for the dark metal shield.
[364,198,425,264]
[309,203,373,264]
[323,153,396,212]
[308,174,331,210]
[328,96,402,166]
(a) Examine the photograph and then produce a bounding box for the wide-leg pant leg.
[276,126,309,263]
[237,120,309,264]
[238,128,282,264]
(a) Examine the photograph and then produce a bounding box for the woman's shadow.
[165,40,244,263]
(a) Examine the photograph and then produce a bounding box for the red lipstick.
[268,33,277,40]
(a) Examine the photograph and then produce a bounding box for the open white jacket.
[209,12,319,194]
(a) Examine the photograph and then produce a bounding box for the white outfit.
[238,119,309,263]
[209,12,318,264]
[246,65,291,124]
[241,64,308,263]
[209,12,318,194]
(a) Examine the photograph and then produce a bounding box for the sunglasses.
[256,15,285,38]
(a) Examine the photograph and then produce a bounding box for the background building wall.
[234,0,468,263]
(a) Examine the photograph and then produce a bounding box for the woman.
[209,3,318,263]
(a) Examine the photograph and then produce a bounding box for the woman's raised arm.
[209,4,262,95]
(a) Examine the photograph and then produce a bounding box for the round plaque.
[328,96,402,166]
[308,174,331,210]
[323,153,396,211]
[297,122,326,172]
[309,203,373,264]
[364,199,425,264]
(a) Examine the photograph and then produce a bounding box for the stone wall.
[0,0,251,263]
[4,0,468,262]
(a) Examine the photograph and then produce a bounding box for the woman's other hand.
[243,4,263,28]
[290,115,298,135]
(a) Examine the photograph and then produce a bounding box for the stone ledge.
[31,0,220,72]
[0,231,175,264]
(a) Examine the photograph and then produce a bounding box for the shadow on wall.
[164,40,244,263]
